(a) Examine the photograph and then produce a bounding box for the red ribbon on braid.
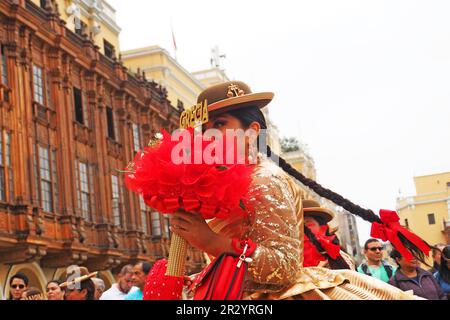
[370,209,431,261]
[303,225,341,267]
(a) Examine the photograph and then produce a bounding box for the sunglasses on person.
[11,284,25,289]
[368,247,384,252]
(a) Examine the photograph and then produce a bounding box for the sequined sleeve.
[245,172,301,290]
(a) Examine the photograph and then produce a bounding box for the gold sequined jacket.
[209,156,418,300]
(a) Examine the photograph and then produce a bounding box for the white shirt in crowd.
[100,284,138,300]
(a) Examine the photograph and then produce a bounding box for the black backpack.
[360,262,393,279]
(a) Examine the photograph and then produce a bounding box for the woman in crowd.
[46,280,65,301]
[388,249,446,300]
[434,245,450,299]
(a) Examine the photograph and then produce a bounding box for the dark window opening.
[40,0,47,9]
[1,45,8,86]
[404,219,409,228]
[73,87,84,124]
[428,213,436,225]
[177,100,184,111]
[106,107,115,140]
[104,40,115,59]
[75,19,88,37]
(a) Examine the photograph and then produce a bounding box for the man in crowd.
[100,264,135,300]
[388,249,446,300]
[8,273,29,300]
[92,277,106,300]
[357,238,396,282]
[60,266,98,301]
[125,262,152,300]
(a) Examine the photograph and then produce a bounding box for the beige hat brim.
[208,92,274,115]
[59,272,98,288]
[304,207,334,224]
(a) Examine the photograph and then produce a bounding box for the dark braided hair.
[304,225,351,270]
[228,106,429,265]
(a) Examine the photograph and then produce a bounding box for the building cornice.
[397,197,450,211]
[121,46,205,90]
[75,0,121,35]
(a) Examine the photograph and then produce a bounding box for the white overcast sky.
[109,0,450,244]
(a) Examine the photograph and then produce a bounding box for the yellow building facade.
[193,67,230,88]
[30,0,121,59]
[121,46,206,110]
[396,172,450,246]
[282,149,317,181]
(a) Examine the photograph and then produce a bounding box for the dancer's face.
[204,112,261,161]
[204,113,244,134]
[304,216,320,232]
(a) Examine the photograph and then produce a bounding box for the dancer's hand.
[169,211,233,256]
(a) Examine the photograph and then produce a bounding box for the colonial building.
[0,0,205,299]
[121,45,206,111]
[192,67,229,88]
[396,172,450,246]
[334,208,363,265]
[282,143,317,202]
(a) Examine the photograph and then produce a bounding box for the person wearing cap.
[302,199,355,270]
[168,80,426,300]
[60,266,98,300]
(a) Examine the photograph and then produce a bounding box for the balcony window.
[428,213,436,225]
[111,175,122,227]
[163,214,170,238]
[38,146,53,212]
[75,19,88,37]
[76,161,94,221]
[104,40,115,59]
[139,196,149,234]
[1,45,7,86]
[106,107,116,140]
[132,123,141,152]
[73,87,84,124]
[150,212,162,237]
[33,65,45,105]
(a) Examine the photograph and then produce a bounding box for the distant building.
[193,67,229,88]
[121,45,205,111]
[33,0,122,60]
[396,172,450,245]
[334,209,363,265]
[0,0,205,300]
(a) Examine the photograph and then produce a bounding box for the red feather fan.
[125,128,254,219]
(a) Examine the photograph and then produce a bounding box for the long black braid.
[228,106,429,265]
[304,225,351,270]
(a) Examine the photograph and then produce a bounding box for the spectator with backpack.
[389,248,446,300]
[358,238,396,282]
